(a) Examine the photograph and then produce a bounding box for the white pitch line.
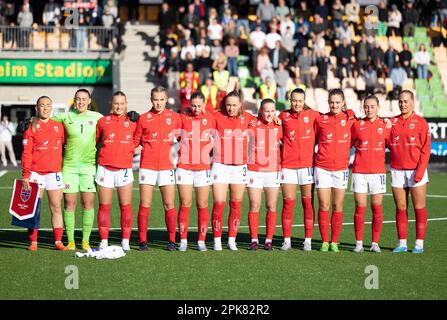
[0,170,7,178]
[1,217,447,232]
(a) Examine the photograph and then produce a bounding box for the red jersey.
[315,112,356,171]
[177,110,216,171]
[96,114,137,169]
[279,108,320,169]
[134,108,182,170]
[21,119,65,179]
[388,112,431,180]
[213,111,256,165]
[248,117,283,172]
[351,118,391,174]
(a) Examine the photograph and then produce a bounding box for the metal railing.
[0,26,118,53]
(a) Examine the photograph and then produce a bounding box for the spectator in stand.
[331,0,344,32]
[101,7,116,48]
[89,0,103,26]
[257,46,272,77]
[297,47,312,88]
[180,39,196,61]
[370,41,385,74]
[159,2,176,38]
[288,76,307,94]
[212,51,227,71]
[275,62,290,101]
[390,62,407,98]
[315,49,330,89]
[166,50,181,90]
[337,20,352,43]
[218,0,233,19]
[213,62,230,101]
[201,77,219,113]
[128,0,140,25]
[400,42,413,78]
[180,78,195,112]
[104,0,118,19]
[402,0,419,37]
[183,3,200,29]
[364,64,378,96]
[265,23,282,50]
[280,14,295,37]
[282,24,295,63]
[310,14,326,42]
[17,4,33,48]
[378,0,388,35]
[355,34,371,77]
[257,0,275,33]
[414,44,430,79]
[270,40,289,71]
[42,0,60,29]
[250,23,266,68]
[192,0,206,19]
[293,22,308,64]
[235,0,249,39]
[208,18,223,41]
[388,4,402,37]
[225,37,239,77]
[335,37,352,81]
[260,76,277,100]
[197,49,213,86]
[180,62,200,90]
[315,0,329,23]
[196,37,210,58]
[385,46,398,75]
[275,0,290,21]
[296,0,311,21]
[221,8,234,30]
[345,0,360,35]
[296,15,310,37]
[210,39,223,61]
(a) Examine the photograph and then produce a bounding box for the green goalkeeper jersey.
[53,109,103,168]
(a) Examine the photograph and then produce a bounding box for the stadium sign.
[427,118,447,160]
[0,59,112,84]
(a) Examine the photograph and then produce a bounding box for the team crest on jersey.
[327,133,333,139]
[409,123,415,130]
[378,127,383,134]
[362,141,368,147]
[410,136,416,142]
[54,126,59,133]
[343,133,349,139]
[341,120,346,126]
[126,134,131,140]
[394,136,400,142]
[124,121,129,128]
[152,132,158,139]
[166,118,171,125]
[360,120,365,126]
[303,116,309,123]
[88,120,94,126]
[202,119,207,126]
[109,133,115,139]
[306,129,311,135]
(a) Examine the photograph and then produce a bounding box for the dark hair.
[399,90,414,101]
[36,95,51,105]
[220,90,243,115]
[328,88,345,100]
[190,91,205,101]
[151,86,168,98]
[74,88,91,98]
[289,88,306,99]
[363,94,379,105]
[260,98,275,109]
[33,96,52,132]
[113,91,127,100]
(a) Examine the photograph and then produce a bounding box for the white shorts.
[139,168,176,186]
[314,167,349,189]
[212,162,248,185]
[351,173,386,195]
[176,168,212,187]
[281,167,314,185]
[96,165,134,188]
[390,168,429,188]
[29,171,64,190]
[247,170,280,189]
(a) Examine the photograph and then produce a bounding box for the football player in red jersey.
[279,88,319,251]
[388,90,431,254]
[134,86,182,251]
[176,91,216,251]
[211,90,257,251]
[21,96,66,251]
[246,98,282,250]
[96,91,137,251]
[314,89,356,252]
[350,95,391,253]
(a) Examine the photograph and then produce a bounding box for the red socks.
[165,207,178,243]
[198,207,209,241]
[28,228,38,242]
[228,201,242,238]
[301,197,314,238]
[53,227,63,242]
[371,204,383,243]
[248,211,259,240]
[120,204,133,240]
[282,199,295,238]
[396,208,408,240]
[266,211,277,241]
[138,205,150,243]
[318,210,330,243]
[178,206,191,240]
[354,206,366,241]
[331,211,343,243]
[415,207,427,240]
[98,204,111,240]
[212,201,226,238]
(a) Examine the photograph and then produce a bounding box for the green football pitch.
[0,170,446,300]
